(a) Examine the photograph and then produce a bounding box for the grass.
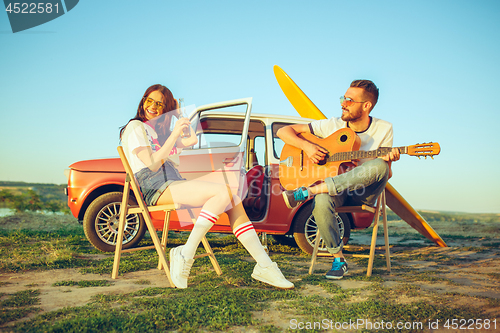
[11,286,298,332]
[0,290,42,325]
[1,212,499,332]
[0,229,98,272]
[52,280,113,288]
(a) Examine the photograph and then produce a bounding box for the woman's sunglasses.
[143,97,165,110]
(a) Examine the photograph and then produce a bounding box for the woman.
[120,84,293,289]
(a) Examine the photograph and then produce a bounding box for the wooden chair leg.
[306,190,391,278]
[158,210,171,270]
[261,232,269,254]
[201,236,222,275]
[141,211,173,286]
[366,199,382,277]
[112,181,130,279]
[309,229,321,274]
[381,191,391,273]
[366,189,393,277]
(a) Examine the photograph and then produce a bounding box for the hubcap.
[305,213,344,251]
[95,202,140,246]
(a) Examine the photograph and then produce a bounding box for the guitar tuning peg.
[425,156,427,159]
[418,156,421,160]
[431,156,434,160]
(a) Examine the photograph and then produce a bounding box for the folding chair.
[112,146,222,286]
[309,189,390,277]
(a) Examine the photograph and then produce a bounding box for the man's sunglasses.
[340,96,366,106]
[143,97,165,110]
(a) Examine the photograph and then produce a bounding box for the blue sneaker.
[325,257,348,280]
[282,187,309,209]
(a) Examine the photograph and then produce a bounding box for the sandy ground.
[2,243,499,332]
[1,215,500,332]
[1,268,173,314]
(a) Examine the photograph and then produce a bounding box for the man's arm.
[276,124,329,164]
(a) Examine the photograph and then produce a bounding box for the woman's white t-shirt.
[121,120,181,174]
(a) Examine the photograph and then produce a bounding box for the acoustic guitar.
[279,127,440,190]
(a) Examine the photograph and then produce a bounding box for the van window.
[272,122,293,159]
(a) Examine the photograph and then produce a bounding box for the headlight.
[64,169,70,181]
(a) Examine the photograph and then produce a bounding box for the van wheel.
[83,192,146,252]
[292,202,351,255]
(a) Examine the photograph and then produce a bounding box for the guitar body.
[279,128,361,190]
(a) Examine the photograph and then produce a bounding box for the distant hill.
[0,181,67,210]
[0,181,66,187]
[1,181,499,222]
[368,205,499,223]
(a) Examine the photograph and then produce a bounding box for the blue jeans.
[312,158,390,254]
[135,160,185,206]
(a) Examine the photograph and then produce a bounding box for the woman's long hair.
[119,84,177,143]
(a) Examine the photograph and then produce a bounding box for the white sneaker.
[169,245,194,289]
[251,262,294,289]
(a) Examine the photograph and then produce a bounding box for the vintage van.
[66,98,375,253]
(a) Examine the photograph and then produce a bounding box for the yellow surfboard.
[274,65,447,247]
[273,65,327,120]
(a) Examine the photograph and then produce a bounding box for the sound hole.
[340,134,348,142]
[318,153,329,165]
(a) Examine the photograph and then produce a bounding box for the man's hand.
[276,123,329,164]
[303,141,329,164]
[381,147,400,162]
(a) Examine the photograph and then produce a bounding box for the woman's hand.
[172,117,191,138]
[173,107,182,120]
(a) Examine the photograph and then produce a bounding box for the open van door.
[175,98,253,224]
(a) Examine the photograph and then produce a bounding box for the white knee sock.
[233,221,273,267]
[182,210,218,259]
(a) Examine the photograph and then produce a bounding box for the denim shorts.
[135,160,185,206]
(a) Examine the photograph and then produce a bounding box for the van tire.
[292,202,351,255]
[83,192,146,252]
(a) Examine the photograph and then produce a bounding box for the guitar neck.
[330,146,407,162]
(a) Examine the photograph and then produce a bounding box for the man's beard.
[341,108,362,122]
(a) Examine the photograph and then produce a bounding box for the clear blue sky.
[1,0,499,213]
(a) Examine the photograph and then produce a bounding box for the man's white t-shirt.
[310,117,393,164]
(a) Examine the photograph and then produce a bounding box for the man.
[277,80,400,279]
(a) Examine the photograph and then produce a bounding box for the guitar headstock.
[407,142,440,159]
